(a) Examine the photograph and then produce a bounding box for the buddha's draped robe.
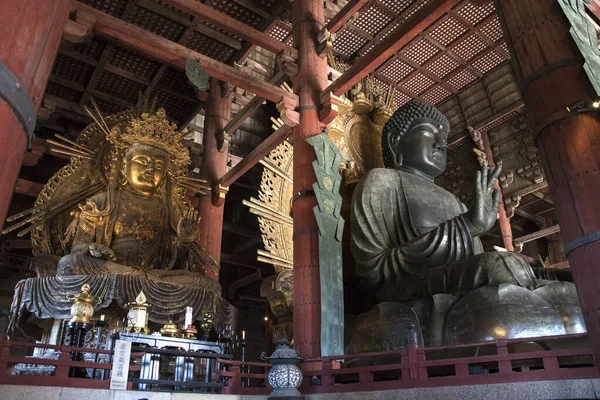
[351,168,536,303]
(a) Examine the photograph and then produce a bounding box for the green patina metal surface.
[185,59,210,91]
[306,131,345,357]
[558,0,600,94]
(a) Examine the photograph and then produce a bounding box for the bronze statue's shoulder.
[359,168,402,192]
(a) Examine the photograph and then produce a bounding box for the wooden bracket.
[64,10,96,43]
[319,91,342,125]
[317,28,335,59]
[220,81,234,99]
[277,51,298,79]
[277,99,300,127]
[195,89,209,102]
[212,184,229,207]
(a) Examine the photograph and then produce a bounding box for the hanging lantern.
[68,284,96,324]
[125,290,150,334]
[261,338,303,397]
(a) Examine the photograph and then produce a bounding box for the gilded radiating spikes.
[281,82,293,93]
[6,207,34,222]
[53,134,95,155]
[257,249,292,265]
[177,182,209,195]
[83,105,111,137]
[180,176,208,184]
[49,148,94,160]
[270,117,284,131]
[257,257,292,270]
[259,159,293,183]
[47,139,95,158]
[2,214,40,235]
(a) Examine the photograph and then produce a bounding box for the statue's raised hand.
[465,164,501,237]
[177,208,200,245]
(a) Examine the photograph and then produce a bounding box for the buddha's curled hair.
[381,101,450,169]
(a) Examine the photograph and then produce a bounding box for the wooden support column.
[545,215,565,265]
[495,0,600,365]
[481,130,514,251]
[291,0,328,359]
[197,78,231,281]
[0,0,72,232]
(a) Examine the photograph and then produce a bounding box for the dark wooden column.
[291,0,328,358]
[495,0,600,362]
[198,78,231,281]
[545,215,565,266]
[0,0,72,231]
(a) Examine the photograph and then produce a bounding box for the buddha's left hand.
[177,208,201,245]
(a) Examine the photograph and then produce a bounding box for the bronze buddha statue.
[348,101,584,349]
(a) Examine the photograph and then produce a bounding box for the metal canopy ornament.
[306,130,346,357]
[557,0,600,94]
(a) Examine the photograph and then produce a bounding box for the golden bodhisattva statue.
[58,110,208,285]
[5,101,235,333]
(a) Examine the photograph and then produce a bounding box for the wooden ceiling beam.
[509,181,549,199]
[325,0,462,97]
[219,124,293,187]
[229,0,292,65]
[513,224,561,245]
[326,0,371,33]
[73,2,298,108]
[159,0,297,59]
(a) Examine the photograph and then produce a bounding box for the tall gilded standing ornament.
[5,94,237,336]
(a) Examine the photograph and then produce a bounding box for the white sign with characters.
[110,339,132,390]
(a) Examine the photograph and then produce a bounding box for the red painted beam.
[160,0,297,59]
[218,124,293,187]
[14,179,44,197]
[325,0,371,33]
[72,2,298,109]
[325,0,462,97]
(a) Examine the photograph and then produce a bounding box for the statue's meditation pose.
[351,101,540,303]
[349,101,582,347]
[57,110,209,286]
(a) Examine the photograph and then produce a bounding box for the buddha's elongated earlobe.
[387,131,403,169]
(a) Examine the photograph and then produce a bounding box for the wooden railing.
[218,358,271,395]
[302,333,598,393]
[0,335,139,389]
[0,333,597,395]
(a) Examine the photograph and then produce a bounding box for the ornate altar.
[4,97,237,339]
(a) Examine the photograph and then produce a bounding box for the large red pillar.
[198,78,231,281]
[291,0,328,358]
[0,0,72,232]
[495,0,600,362]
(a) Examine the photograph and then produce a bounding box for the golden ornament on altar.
[67,284,96,324]
[160,320,180,337]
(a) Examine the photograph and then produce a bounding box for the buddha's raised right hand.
[464,164,502,237]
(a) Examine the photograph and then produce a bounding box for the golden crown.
[108,108,191,174]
